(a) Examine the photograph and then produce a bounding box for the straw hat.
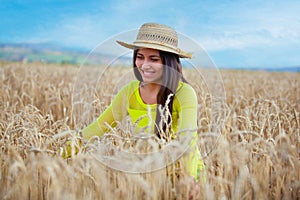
[117,23,192,58]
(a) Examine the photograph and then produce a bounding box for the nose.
[141,64,150,70]
[140,60,151,69]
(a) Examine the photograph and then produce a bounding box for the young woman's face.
[135,48,163,84]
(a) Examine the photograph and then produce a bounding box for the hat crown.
[116,22,191,58]
[135,23,178,48]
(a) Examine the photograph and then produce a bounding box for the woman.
[62,23,205,183]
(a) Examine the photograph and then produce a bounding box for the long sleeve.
[82,82,134,140]
[174,82,205,180]
[82,105,115,140]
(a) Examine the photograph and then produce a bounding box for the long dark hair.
[133,49,188,139]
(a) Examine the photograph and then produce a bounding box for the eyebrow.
[137,53,160,58]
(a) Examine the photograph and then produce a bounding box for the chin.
[142,79,161,85]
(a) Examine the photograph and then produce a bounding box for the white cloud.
[195,1,300,52]
[161,0,297,53]
[198,27,299,52]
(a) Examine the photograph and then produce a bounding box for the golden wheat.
[0,62,299,199]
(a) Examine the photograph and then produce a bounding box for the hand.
[58,136,83,159]
[189,178,200,199]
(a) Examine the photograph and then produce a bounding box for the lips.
[140,69,155,76]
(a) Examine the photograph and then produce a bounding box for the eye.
[136,54,144,59]
[151,57,161,62]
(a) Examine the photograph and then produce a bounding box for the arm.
[82,82,133,141]
[59,83,132,158]
[175,83,205,181]
[82,105,115,140]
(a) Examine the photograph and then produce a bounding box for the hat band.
[133,40,181,53]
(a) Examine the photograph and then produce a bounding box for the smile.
[140,69,155,75]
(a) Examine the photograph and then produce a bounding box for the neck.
[139,82,161,104]
[141,82,161,92]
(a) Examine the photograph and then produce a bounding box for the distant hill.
[0,43,132,66]
[0,43,88,65]
[220,66,300,73]
[262,66,300,73]
[0,43,299,72]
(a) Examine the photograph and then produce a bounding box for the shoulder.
[112,80,139,102]
[118,80,139,93]
[176,81,197,97]
[173,81,197,108]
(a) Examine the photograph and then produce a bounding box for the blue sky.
[1,0,300,69]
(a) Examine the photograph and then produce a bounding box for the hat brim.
[116,40,192,59]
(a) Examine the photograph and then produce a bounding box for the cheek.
[156,64,164,73]
[160,69,164,78]
[135,59,142,67]
[156,65,164,78]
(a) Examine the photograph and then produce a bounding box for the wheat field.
[0,62,299,199]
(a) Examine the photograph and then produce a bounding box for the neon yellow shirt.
[82,80,204,180]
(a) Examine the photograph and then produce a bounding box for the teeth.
[143,71,154,74]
